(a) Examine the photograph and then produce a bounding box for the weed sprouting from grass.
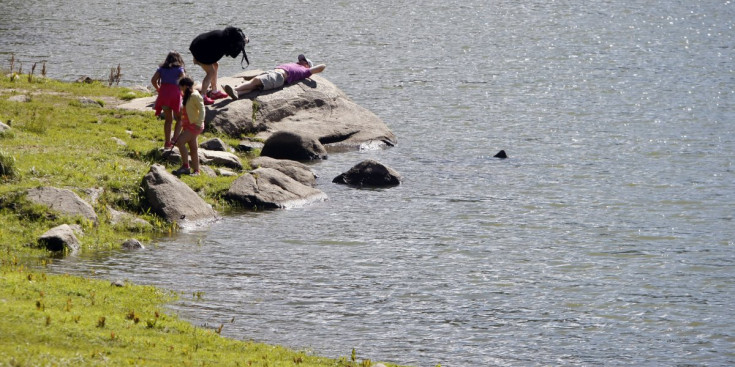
[252,100,260,123]
[0,150,18,179]
[108,64,122,86]
[28,62,36,83]
[9,53,15,73]
[96,316,106,328]
[41,61,47,77]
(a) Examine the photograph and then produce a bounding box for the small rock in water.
[494,150,507,159]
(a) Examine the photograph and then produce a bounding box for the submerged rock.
[121,239,145,250]
[260,130,327,161]
[333,160,402,188]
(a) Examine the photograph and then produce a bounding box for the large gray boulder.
[250,156,317,187]
[210,73,397,151]
[333,159,402,188]
[26,187,98,224]
[260,130,327,161]
[141,164,217,224]
[38,224,80,252]
[225,167,327,209]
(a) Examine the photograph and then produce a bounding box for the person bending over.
[223,54,325,100]
[189,26,249,104]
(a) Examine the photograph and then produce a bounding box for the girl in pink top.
[151,51,186,149]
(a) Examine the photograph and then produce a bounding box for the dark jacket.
[189,27,246,65]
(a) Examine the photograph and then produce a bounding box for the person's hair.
[160,51,185,69]
[179,76,195,105]
[223,26,249,68]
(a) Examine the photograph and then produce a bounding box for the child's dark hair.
[179,76,195,105]
[160,51,185,69]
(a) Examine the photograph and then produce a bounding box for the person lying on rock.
[223,54,325,100]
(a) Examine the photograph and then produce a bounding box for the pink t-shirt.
[276,63,312,84]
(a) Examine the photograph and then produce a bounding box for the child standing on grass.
[151,51,186,149]
[173,77,205,176]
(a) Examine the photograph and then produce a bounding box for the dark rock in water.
[494,150,507,159]
[333,159,402,188]
[38,224,80,252]
[121,239,144,250]
[260,130,327,161]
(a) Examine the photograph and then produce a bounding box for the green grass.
[0,73,403,367]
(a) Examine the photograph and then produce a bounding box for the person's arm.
[150,71,161,92]
[310,64,326,74]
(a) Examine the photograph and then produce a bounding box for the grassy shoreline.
[0,73,401,366]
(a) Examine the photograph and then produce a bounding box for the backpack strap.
[236,28,250,69]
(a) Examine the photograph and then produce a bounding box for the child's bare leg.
[163,108,173,146]
[176,130,193,169]
[172,113,182,144]
[189,139,200,172]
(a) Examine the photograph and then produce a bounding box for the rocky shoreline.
[17,73,403,253]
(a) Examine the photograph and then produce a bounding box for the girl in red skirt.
[151,51,186,149]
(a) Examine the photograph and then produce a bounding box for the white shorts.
[256,70,285,90]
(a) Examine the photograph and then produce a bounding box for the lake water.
[3,0,734,365]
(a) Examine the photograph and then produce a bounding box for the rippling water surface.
[2,0,734,365]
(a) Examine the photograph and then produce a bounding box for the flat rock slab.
[250,156,317,187]
[26,186,98,224]
[226,167,327,209]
